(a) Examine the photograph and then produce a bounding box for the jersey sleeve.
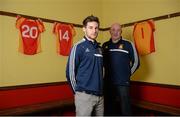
[129,42,140,74]
[16,16,25,53]
[66,44,82,93]
[70,24,76,37]
[36,19,45,33]
[52,22,58,34]
[16,16,25,29]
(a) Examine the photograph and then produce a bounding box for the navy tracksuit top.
[66,37,103,96]
[102,38,140,86]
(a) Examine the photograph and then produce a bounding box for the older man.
[103,23,140,115]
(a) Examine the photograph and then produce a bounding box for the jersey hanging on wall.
[53,22,76,56]
[16,16,45,55]
[133,20,155,55]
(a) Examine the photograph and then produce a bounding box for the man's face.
[83,21,99,40]
[110,24,122,41]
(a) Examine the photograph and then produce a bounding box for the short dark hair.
[83,15,100,27]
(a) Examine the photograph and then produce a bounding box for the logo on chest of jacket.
[85,48,90,52]
[119,44,124,49]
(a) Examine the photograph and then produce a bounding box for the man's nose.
[93,28,98,33]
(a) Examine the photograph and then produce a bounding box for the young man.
[103,23,140,115]
[66,15,104,116]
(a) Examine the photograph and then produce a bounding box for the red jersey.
[16,16,45,55]
[53,22,76,56]
[133,20,155,55]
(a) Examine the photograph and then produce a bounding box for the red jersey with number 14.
[16,16,45,55]
[53,23,76,56]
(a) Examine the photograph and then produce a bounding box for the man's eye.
[89,26,93,29]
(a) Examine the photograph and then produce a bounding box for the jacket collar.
[84,36,95,43]
[110,36,122,44]
[84,36,100,47]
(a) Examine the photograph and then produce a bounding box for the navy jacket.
[102,38,140,86]
[66,37,103,96]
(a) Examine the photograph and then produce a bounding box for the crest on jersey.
[119,44,124,49]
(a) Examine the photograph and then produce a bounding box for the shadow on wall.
[132,56,151,81]
[123,27,151,82]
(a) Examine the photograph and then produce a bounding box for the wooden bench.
[0,98,74,116]
[132,99,180,115]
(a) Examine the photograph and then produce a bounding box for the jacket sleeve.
[66,44,81,94]
[129,42,140,75]
[102,42,109,67]
[102,43,106,66]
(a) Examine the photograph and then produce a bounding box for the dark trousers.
[104,84,132,116]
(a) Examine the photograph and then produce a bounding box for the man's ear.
[83,27,85,32]
[109,29,111,34]
[120,30,122,34]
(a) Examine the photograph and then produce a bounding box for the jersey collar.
[84,36,95,43]
[110,36,122,44]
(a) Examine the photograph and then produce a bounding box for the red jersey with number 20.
[16,16,45,55]
[53,23,76,56]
